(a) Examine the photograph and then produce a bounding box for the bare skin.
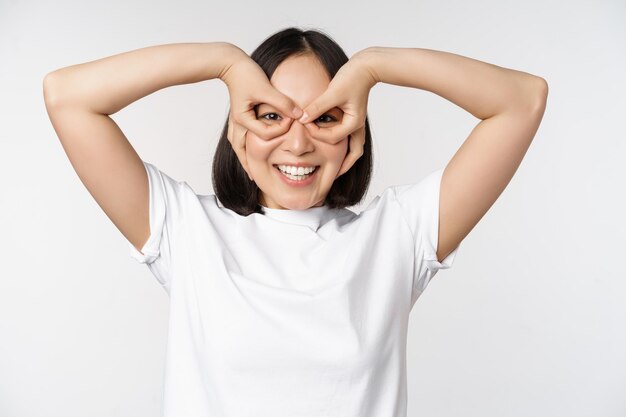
[297,47,548,262]
[43,42,548,264]
[42,42,300,254]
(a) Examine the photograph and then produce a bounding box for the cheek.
[244,134,275,169]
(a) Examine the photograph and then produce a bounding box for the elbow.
[43,71,69,108]
[503,78,548,116]
[518,76,548,114]
[532,77,549,113]
[43,72,60,108]
[535,76,549,100]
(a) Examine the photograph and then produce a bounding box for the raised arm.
[360,47,548,262]
[297,47,548,264]
[43,42,240,253]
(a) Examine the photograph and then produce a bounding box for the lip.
[273,165,319,187]
[273,162,318,168]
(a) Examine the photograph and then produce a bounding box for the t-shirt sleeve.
[391,167,461,304]
[126,160,185,291]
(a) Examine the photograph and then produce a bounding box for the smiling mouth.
[273,164,319,181]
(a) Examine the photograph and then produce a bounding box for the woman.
[43,27,547,417]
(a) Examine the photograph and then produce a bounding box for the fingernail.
[299,112,309,123]
[292,107,303,119]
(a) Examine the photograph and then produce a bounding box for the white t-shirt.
[127,160,460,417]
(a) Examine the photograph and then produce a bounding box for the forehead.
[268,54,331,109]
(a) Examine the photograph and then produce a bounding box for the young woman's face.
[245,54,348,210]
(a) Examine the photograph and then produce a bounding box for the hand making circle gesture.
[297,51,379,177]
[219,46,303,179]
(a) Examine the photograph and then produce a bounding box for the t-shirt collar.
[260,204,330,232]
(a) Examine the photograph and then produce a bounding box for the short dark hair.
[212,27,373,216]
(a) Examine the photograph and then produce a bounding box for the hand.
[219,47,303,179]
[297,51,379,177]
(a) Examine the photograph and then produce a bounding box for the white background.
[1,0,625,415]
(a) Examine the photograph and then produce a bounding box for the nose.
[281,119,315,155]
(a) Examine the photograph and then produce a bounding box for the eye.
[259,112,282,121]
[316,114,337,124]
[258,112,337,124]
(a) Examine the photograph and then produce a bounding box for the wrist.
[352,47,385,87]
[215,42,248,82]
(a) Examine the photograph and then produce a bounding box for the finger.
[227,113,234,145]
[231,121,252,179]
[298,88,340,124]
[303,116,362,144]
[336,126,366,178]
[259,84,303,120]
[236,112,293,141]
[237,83,303,139]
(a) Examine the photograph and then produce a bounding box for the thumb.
[298,90,337,124]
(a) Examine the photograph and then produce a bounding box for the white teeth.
[277,164,316,175]
[276,164,317,181]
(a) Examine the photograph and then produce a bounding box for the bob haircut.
[212,27,373,216]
